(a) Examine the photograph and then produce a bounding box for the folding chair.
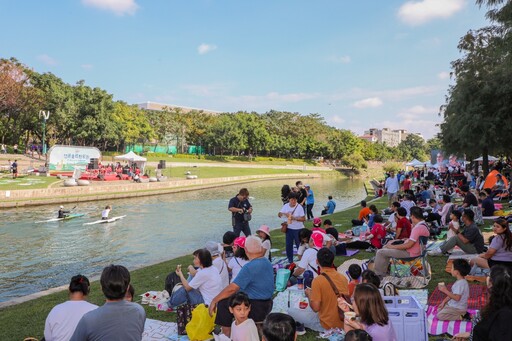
[388,236,431,288]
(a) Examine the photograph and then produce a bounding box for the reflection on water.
[0,177,364,302]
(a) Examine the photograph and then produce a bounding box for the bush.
[383,161,402,173]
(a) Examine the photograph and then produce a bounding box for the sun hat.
[256,225,271,237]
[311,232,324,248]
[313,217,322,227]
[204,241,221,257]
[234,237,246,248]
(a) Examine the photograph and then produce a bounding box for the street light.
[39,110,50,155]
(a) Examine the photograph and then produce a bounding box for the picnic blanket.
[428,283,488,310]
[426,306,476,336]
[142,319,180,340]
[336,258,370,281]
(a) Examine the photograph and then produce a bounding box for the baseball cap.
[234,237,246,248]
[311,232,324,248]
[313,217,322,227]
[305,184,310,187]
[204,241,221,257]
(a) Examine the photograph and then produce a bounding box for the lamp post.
[39,110,50,155]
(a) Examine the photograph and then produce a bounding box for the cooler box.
[384,295,428,341]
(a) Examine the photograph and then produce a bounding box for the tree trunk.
[482,147,489,177]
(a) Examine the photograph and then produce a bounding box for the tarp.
[473,155,498,162]
[482,169,509,190]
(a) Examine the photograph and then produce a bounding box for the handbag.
[176,291,198,335]
[321,273,348,322]
[280,222,288,233]
[243,211,252,222]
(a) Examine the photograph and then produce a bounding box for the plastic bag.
[186,304,216,340]
[275,268,291,292]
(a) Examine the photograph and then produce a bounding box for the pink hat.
[234,237,246,248]
[311,232,324,248]
[256,225,271,237]
[313,217,322,227]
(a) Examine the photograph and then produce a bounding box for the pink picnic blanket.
[427,305,475,336]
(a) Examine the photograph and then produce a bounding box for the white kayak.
[35,213,85,223]
[83,215,127,226]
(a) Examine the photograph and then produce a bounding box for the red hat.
[311,232,324,248]
[234,237,246,248]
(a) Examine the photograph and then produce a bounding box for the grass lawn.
[0,174,61,190]
[0,195,458,341]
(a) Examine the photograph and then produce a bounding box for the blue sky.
[0,0,490,138]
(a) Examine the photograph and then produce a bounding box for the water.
[0,177,364,302]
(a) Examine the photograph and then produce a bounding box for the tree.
[340,153,367,171]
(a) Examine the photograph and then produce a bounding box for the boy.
[437,259,471,320]
[347,264,362,298]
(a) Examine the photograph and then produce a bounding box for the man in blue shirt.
[321,196,336,215]
[209,236,274,337]
[305,185,315,220]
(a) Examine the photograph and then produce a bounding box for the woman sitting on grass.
[470,218,512,271]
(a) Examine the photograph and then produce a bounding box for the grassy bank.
[0,194,455,341]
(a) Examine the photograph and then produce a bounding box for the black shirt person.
[228,188,253,237]
[58,205,70,219]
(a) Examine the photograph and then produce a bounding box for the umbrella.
[473,155,498,162]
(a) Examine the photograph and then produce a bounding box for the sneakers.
[461,312,471,321]
[295,322,306,336]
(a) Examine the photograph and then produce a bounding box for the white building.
[362,128,423,147]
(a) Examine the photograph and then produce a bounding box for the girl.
[256,225,272,260]
[338,283,397,341]
[297,228,312,260]
[228,237,249,281]
[447,210,462,239]
[470,218,512,270]
[229,292,259,341]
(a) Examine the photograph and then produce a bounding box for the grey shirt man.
[70,300,145,341]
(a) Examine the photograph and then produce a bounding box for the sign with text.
[48,145,101,174]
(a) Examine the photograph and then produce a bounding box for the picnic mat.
[426,306,476,336]
[428,283,488,310]
[142,319,180,340]
[337,258,369,280]
[341,249,359,257]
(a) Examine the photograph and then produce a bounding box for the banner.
[48,145,101,174]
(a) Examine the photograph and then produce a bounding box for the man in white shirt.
[384,171,400,207]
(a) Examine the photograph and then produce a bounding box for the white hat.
[60,205,64,209]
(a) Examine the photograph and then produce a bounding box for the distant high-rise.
[361,128,423,147]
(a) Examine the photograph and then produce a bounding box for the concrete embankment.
[0,173,319,208]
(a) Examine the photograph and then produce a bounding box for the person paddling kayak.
[101,205,112,220]
[58,205,70,219]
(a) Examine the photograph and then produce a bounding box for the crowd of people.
[39,169,512,341]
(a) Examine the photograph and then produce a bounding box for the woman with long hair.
[281,184,291,205]
[470,218,512,270]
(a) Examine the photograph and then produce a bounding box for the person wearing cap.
[305,184,315,221]
[227,237,249,282]
[321,196,336,215]
[58,205,70,219]
[256,225,272,260]
[292,232,324,279]
[278,192,306,263]
[209,236,274,338]
[205,241,230,289]
[228,188,253,237]
[288,248,349,332]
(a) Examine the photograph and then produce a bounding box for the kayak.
[83,215,127,226]
[35,213,85,223]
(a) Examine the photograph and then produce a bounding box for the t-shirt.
[298,248,319,276]
[228,257,249,281]
[400,200,415,217]
[463,192,478,207]
[297,188,308,205]
[368,223,386,249]
[396,217,412,239]
[306,189,315,205]
[461,223,485,253]
[213,257,230,290]
[385,176,399,193]
[45,300,98,341]
[407,222,430,257]
[228,195,252,224]
[279,203,305,230]
[481,197,495,216]
[261,239,271,259]
[101,209,110,219]
[230,318,259,341]
[447,279,469,311]
[365,321,397,341]
[233,257,274,299]
[358,207,371,221]
[473,306,512,341]
[447,220,460,239]
[189,266,223,305]
[70,300,145,341]
[348,279,359,297]
[403,179,411,191]
[310,268,348,330]
[489,234,512,262]
[326,200,336,214]
[440,203,454,225]
[387,212,397,229]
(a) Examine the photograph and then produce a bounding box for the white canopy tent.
[473,155,498,162]
[406,159,427,167]
[114,151,147,174]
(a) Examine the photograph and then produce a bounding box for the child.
[262,313,296,341]
[437,258,471,321]
[227,237,249,282]
[229,292,259,341]
[222,231,237,263]
[446,210,462,239]
[365,215,386,250]
[345,329,373,341]
[256,225,272,260]
[297,228,312,260]
[348,264,362,298]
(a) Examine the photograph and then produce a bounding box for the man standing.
[228,188,253,237]
[288,248,349,332]
[305,184,315,221]
[11,159,18,179]
[384,171,400,207]
[70,265,145,341]
[296,181,308,208]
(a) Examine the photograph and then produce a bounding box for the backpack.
[165,271,182,294]
[382,281,399,296]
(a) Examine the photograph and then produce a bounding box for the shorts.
[488,259,512,269]
[215,297,273,327]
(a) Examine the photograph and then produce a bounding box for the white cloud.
[81,64,93,70]
[352,97,383,109]
[197,43,217,55]
[438,71,450,80]
[37,54,57,66]
[82,0,138,16]
[398,0,466,26]
[327,55,351,64]
[331,115,346,124]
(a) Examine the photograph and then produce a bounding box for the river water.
[0,177,364,302]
